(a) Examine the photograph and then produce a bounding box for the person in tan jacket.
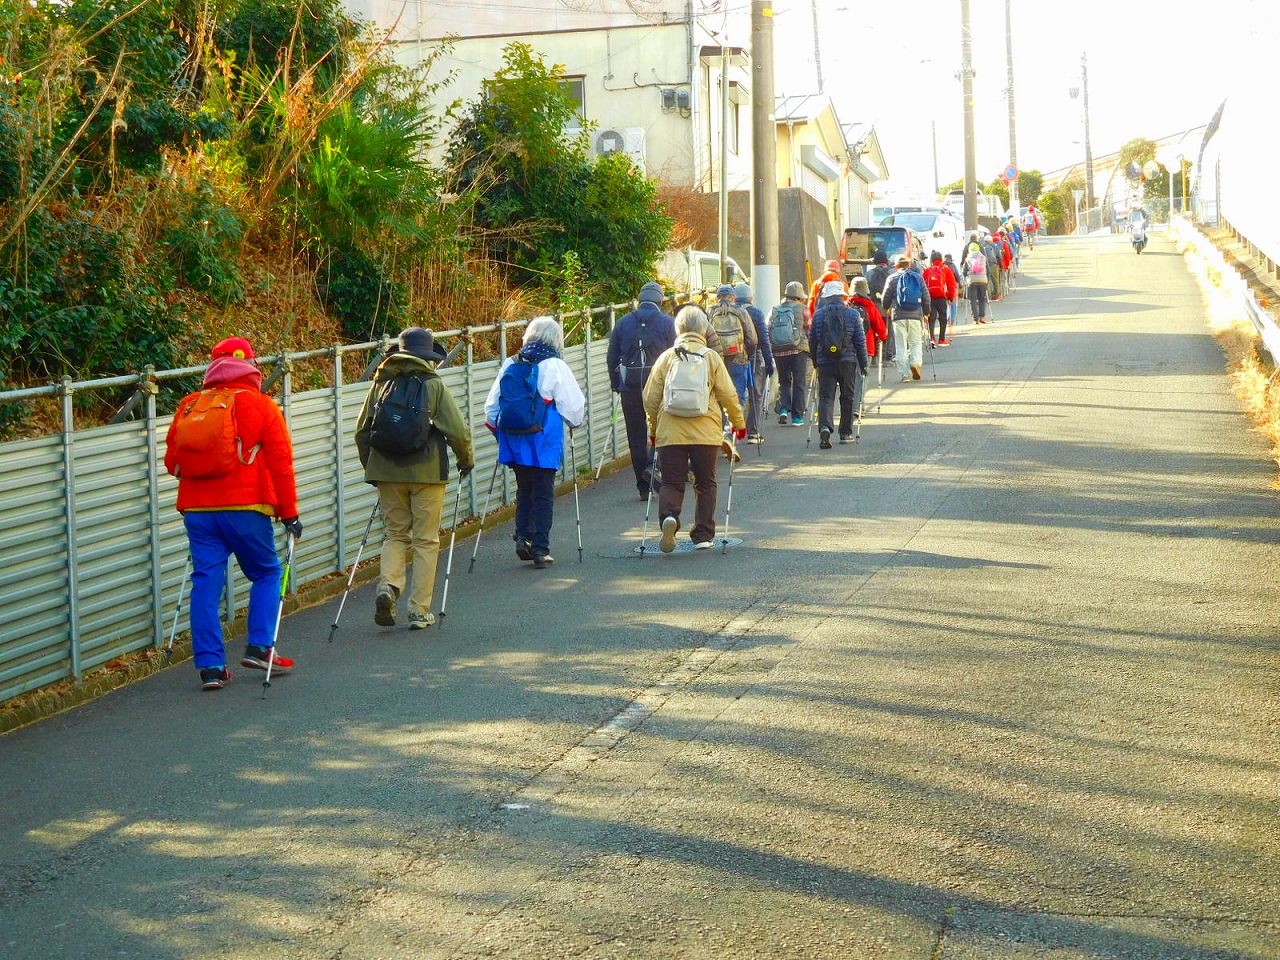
[643,306,746,552]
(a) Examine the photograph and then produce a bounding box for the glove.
[733,428,747,441]
[459,463,474,479]
[281,516,303,541]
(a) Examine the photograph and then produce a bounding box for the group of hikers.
[163,215,1037,690]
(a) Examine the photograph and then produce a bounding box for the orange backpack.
[168,388,253,479]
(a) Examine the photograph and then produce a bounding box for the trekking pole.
[467,459,501,574]
[569,427,584,563]
[164,555,192,664]
[437,481,464,629]
[721,433,736,555]
[805,369,819,447]
[927,321,937,382]
[594,393,618,481]
[262,533,295,698]
[638,448,658,558]
[326,501,379,643]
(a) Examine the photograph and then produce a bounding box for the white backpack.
[662,347,710,417]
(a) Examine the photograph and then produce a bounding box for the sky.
[771,0,1280,195]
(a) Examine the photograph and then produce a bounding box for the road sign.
[1004,164,1018,181]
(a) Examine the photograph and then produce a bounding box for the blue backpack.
[496,360,549,435]
[896,269,924,310]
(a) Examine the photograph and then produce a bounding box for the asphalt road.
[2,233,1278,959]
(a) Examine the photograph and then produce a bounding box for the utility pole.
[960,0,977,232]
[751,0,780,310]
[810,0,824,94]
[932,120,939,195]
[1004,0,1019,217]
[718,43,730,283]
[1081,52,1095,212]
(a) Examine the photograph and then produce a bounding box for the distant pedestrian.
[643,306,746,552]
[806,259,845,318]
[984,236,1004,300]
[809,280,869,448]
[943,253,963,327]
[963,242,991,324]
[707,284,757,413]
[356,327,474,630]
[923,251,957,345]
[769,281,811,426]
[608,281,676,498]
[484,317,586,569]
[865,250,894,361]
[164,337,301,691]
[734,282,774,442]
[848,276,887,411]
[881,255,931,382]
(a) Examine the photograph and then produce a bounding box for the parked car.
[882,211,967,264]
[658,248,749,293]
[838,225,925,279]
[870,202,947,225]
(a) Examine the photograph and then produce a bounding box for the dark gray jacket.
[809,299,869,373]
[881,267,932,320]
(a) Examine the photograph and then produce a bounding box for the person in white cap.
[807,281,868,448]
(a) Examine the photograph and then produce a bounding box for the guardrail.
[1169,214,1280,365]
[0,291,713,706]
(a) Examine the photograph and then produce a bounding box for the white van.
[881,211,968,265]
[658,249,749,292]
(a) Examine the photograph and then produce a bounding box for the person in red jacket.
[806,259,845,318]
[923,251,958,345]
[849,276,887,413]
[164,337,302,690]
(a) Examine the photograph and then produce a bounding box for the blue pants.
[513,465,557,555]
[728,363,751,409]
[184,511,282,669]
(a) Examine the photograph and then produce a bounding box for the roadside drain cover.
[632,538,743,556]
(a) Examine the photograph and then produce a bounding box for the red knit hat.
[211,336,255,360]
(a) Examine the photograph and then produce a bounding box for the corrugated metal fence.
[0,294,707,706]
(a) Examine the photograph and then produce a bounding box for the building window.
[730,104,740,155]
[559,77,586,126]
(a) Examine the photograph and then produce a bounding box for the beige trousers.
[377,482,445,616]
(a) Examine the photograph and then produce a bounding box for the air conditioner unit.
[595,127,646,168]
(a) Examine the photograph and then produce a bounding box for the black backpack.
[618,316,653,389]
[817,307,848,357]
[368,375,432,457]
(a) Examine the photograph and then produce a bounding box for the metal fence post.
[332,348,346,572]
[583,311,594,476]
[498,321,510,506]
[463,329,477,516]
[142,366,163,648]
[60,376,82,679]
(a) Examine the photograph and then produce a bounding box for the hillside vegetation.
[0,0,672,435]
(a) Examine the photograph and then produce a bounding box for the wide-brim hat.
[399,327,448,362]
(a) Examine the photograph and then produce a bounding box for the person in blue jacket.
[808,281,869,449]
[734,282,775,442]
[484,317,586,568]
[607,281,676,498]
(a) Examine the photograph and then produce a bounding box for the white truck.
[657,249,749,294]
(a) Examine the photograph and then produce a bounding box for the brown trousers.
[657,444,719,545]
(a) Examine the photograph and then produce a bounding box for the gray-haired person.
[642,306,745,551]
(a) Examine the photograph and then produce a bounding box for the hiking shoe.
[374,585,397,626]
[200,667,230,691]
[777,410,789,425]
[901,374,912,382]
[819,429,832,450]
[408,611,435,630]
[694,540,714,550]
[791,415,805,426]
[532,553,555,569]
[515,537,534,561]
[839,435,855,444]
[748,433,764,444]
[659,516,678,554]
[938,338,951,346]
[911,365,922,380]
[241,646,293,673]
